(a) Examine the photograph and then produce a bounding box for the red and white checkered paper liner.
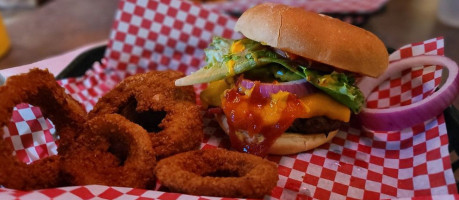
[1,0,458,199]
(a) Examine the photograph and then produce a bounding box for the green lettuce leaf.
[302,69,364,113]
[175,37,269,85]
[256,57,364,113]
[176,37,364,113]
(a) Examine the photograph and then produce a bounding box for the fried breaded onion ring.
[88,70,203,159]
[0,69,87,190]
[155,148,279,198]
[61,114,156,189]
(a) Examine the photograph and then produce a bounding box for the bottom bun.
[215,114,338,155]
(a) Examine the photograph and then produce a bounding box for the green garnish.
[176,36,365,113]
[302,69,364,113]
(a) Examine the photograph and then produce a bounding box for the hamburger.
[175,3,388,156]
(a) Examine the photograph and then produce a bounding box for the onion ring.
[358,55,459,131]
[88,70,203,159]
[0,69,87,190]
[61,114,156,189]
[155,148,278,198]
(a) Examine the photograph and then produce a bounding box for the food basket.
[1,0,459,199]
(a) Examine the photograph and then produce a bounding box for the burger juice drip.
[221,82,306,156]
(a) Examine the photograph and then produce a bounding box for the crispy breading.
[61,114,156,189]
[155,148,279,198]
[0,69,87,190]
[89,71,203,159]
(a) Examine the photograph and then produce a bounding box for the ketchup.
[221,82,305,157]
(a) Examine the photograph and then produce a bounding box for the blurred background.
[0,0,458,70]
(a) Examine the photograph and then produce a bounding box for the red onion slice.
[239,79,317,98]
[357,55,459,131]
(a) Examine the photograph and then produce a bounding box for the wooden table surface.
[0,0,119,69]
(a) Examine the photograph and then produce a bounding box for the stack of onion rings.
[0,69,87,190]
[154,148,279,198]
[88,70,203,159]
[0,69,278,197]
[61,114,156,189]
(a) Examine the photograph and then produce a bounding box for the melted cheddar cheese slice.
[298,93,350,122]
[256,91,351,124]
